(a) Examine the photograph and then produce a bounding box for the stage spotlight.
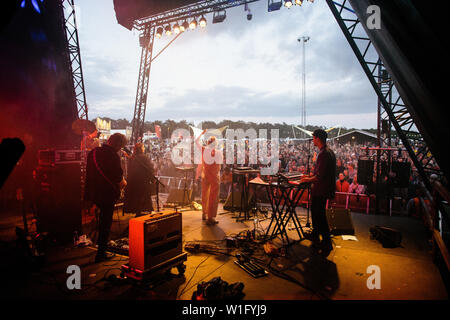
[199,16,207,28]
[181,20,189,32]
[156,27,163,38]
[212,10,226,23]
[268,0,282,12]
[189,18,197,29]
[284,0,293,8]
[173,23,180,34]
[165,25,172,36]
[295,0,302,5]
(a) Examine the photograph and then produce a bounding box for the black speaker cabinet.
[381,119,390,134]
[391,161,411,188]
[35,163,81,242]
[357,159,374,185]
[326,208,355,236]
[380,161,389,177]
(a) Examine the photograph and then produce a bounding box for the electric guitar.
[93,148,126,200]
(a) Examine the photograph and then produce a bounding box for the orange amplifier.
[129,210,182,271]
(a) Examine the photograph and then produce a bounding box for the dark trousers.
[95,200,115,255]
[311,195,332,244]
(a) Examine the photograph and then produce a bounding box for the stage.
[0,201,447,300]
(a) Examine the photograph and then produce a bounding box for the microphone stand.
[305,139,312,228]
[150,173,165,212]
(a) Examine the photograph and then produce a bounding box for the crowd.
[142,138,377,177]
[123,137,435,215]
[141,138,372,183]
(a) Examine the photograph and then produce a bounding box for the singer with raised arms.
[195,129,223,225]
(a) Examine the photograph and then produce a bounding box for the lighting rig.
[131,0,316,143]
[151,0,315,40]
[127,0,442,202]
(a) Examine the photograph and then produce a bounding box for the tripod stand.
[169,166,194,210]
[151,174,165,212]
[181,169,192,206]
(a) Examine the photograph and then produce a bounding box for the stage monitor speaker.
[166,188,192,205]
[35,163,82,243]
[326,208,355,236]
[391,161,411,188]
[357,159,374,185]
[223,191,252,211]
[370,226,402,248]
[129,211,182,271]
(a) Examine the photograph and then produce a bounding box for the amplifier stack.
[35,149,83,243]
[124,210,187,280]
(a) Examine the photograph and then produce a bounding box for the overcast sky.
[76,0,377,128]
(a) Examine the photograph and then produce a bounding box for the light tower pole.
[298,36,310,138]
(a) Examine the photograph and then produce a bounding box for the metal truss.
[129,0,442,189]
[326,0,441,190]
[134,0,262,30]
[377,61,391,148]
[61,0,88,120]
[130,0,262,143]
[131,26,155,144]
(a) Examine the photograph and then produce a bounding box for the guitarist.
[85,133,127,262]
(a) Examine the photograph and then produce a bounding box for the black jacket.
[85,144,123,203]
[312,145,336,199]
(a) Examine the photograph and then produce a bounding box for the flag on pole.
[190,125,204,140]
[155,125,161,139]
[207,125,228,138]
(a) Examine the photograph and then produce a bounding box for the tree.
[200,121,217,130]
[93,117,374,140]
[115,118,131,129]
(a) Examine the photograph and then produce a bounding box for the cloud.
[82,53,137,119]
[77,0,378,128]
[145,84,376,129]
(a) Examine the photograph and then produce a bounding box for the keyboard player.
[299,129,336,256]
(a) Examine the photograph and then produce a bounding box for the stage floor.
[0,201,447,300]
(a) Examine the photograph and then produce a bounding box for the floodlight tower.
[298,36,309,138]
